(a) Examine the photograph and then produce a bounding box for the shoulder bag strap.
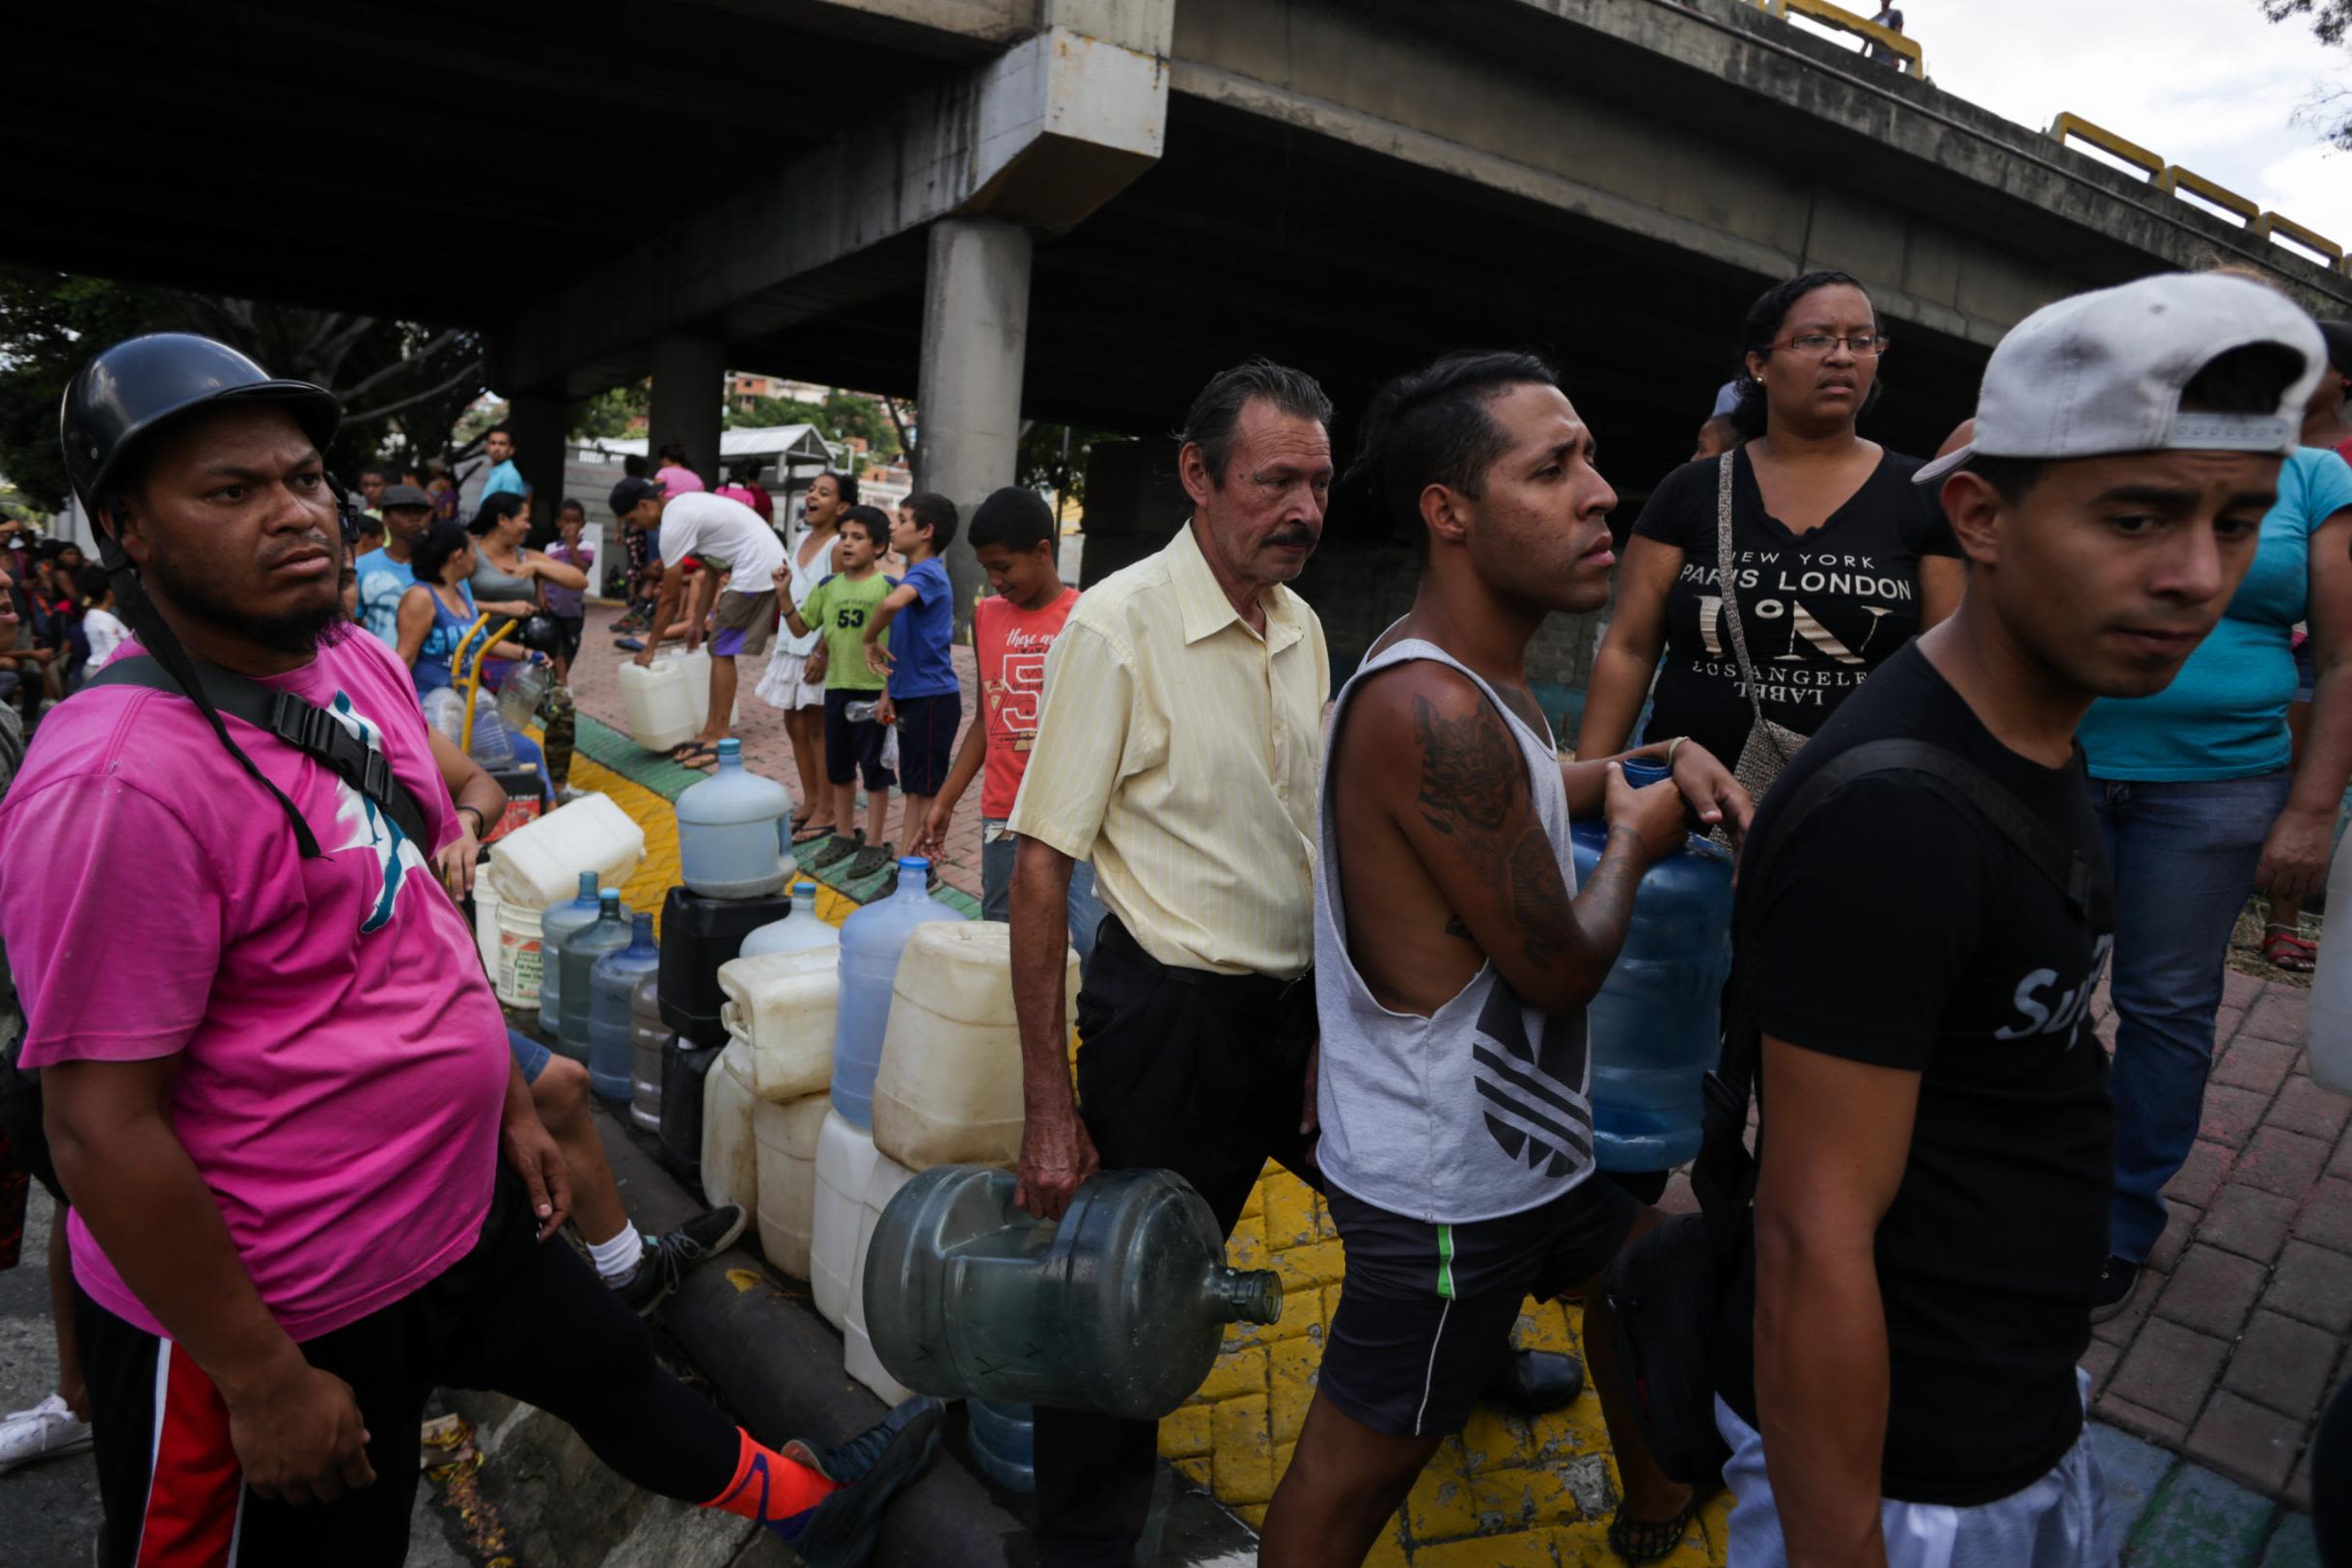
[1713,452,1775,735]
[1693,734,2095,1251]
[86,656,432,853]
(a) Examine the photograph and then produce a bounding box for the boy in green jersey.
[784,506,898,873]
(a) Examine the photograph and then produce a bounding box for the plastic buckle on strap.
[268,693,335,755]
[360,751,398,811]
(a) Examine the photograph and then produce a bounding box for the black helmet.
[60,333,342,523]
[518,613,566,654]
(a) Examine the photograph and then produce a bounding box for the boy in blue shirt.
[864,491,963,884]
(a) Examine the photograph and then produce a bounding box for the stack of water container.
[655,739,795,1185]
[806,892,1080,1494]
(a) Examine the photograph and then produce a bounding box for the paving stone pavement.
[560,601,2345,1566]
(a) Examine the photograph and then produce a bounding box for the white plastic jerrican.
[754,1093,830,1278]
[473,875,503,984]
[484,793,646,911]
[495,897,547,1010]
[719,949,841,1104]
[700,1040,761,1230]
[2306,838,2352,1096]
[619,650,705,755]
[872,922,1079,1170]
[811,1109,881,1331]
[844,1148,921,1406]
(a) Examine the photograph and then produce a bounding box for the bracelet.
[1664,735,1687,769]
[457,805,488,838]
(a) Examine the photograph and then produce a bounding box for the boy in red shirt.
[911,487,1104,960]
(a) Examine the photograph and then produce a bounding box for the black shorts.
[892,690,961,796]
[75,1169,736,1566]
[550,614,584,662]
[823,687,895,789]
[1317,1176,1637,1439]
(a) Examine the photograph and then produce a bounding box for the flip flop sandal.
[792,822,837,845]
[2262,923,2318,973]
[672,743,721,770]
[1608,1482,1718,1565]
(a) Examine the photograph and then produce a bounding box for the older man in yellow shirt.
[1006,361,1334,1566]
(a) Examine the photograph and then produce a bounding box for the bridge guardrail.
[2047,111,2351,279]
[1753,0,1926,80]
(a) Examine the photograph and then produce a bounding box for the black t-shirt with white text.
[1631,447,1959,768]
[1716,643,2116,1506]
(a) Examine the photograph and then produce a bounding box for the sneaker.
[808,831,864,871]
[612,1204,748,1317]
[2089,1254,2142,1324]
[778,1396,946,1566]
[613,636,647,652]
[0,1394,93,1474]
[845,841,897,882]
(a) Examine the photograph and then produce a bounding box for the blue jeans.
[2093,770,2290,1263]
[982,818,1104,970]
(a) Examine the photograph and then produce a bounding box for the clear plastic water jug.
[831,860,962,1127]
[629,975,666,1132]
[2307,838,2352,1095]
[422,684,512,768]
[559,891,632,1061]
[590,913,660,1103]
[740,883,841,959]
[676,739,793,899]
[497,658,551,734]
[1567,758,1735,1171]
[539,874,602,1037]
[864,1165,1282,1420]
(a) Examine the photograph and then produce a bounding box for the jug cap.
[898,856,929,873]
[599,888,622,908]
[715,738,742,761]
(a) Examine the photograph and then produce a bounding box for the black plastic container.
[657,884,794,1046]
[659,1035,723,1184]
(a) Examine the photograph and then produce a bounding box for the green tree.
[572,381,652,441]
[1017,423,1118,516]
[724,394,828,431]
[2261,1,2352,147]
[821,392,901,461]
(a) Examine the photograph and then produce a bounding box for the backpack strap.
[86,655,432,854]
[1692,735,2096,1260]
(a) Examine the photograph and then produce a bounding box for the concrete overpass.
[13,0,2352,662]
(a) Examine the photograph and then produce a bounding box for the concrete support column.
[648,331,727,490]
[504,391,567,545]
[915,217,1033,631]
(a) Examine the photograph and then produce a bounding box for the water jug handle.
[719,999,742,1039]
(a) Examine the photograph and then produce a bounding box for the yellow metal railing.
[2047,113,2164,180]
[1755,0,1926,78]
[2047,110,2351,279]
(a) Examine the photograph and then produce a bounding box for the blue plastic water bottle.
[675,738,792,898]
[589,913,661,1103]
[1568,758,1735,1171]
[539,873,601,1037]
[831,859,961,1127]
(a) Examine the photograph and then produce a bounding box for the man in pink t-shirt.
[910,487,1103,957]
[1,336,940,1566]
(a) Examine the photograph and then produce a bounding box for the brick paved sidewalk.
[559,601,2344,1565]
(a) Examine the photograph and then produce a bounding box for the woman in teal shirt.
[2080,444,2352,1324]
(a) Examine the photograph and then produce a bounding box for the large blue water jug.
[538,873,602,1037]
[967,1400,1036,1494]
[832,859,961,1127]
[590,913,661,1103]
[1567,759,1735,1171]
[559,891,632,1062]
[676,738,792,898]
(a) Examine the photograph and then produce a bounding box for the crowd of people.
[0,258,2348,1568]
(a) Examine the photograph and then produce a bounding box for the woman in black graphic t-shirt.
[1578,270,1965,775]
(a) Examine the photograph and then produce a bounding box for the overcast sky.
[1794,0,2352,251]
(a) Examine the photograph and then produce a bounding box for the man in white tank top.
[1259,351,1754,1568]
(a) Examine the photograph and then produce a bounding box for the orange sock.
[704,1428,838,1539]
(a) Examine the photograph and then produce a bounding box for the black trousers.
[1033,916,1319,1568]
[78,1167,740,1568]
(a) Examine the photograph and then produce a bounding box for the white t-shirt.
[656,492,784,589]
[83,607,129,668]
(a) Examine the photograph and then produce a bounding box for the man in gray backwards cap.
[1718,273,2320,1567]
